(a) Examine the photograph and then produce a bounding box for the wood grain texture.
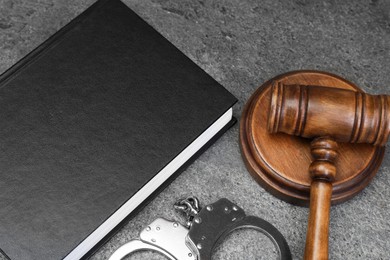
[239,70,385,206]
[241,70,390,260]
[267,79,390,260]
[304,181,332,260]
[268,83,390,146]
[304,137,338,260]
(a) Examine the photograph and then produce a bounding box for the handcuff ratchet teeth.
[109,197,292,260]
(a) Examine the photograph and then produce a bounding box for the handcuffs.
[109,197,292,260]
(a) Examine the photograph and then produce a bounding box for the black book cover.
[0,0,237,259]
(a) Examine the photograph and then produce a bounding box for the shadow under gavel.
[267,83,390,260]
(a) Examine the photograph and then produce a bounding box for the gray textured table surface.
[1,0,389,259]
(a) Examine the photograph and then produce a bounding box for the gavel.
[267,82,390,260]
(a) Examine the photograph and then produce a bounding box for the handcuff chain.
[173,196,201,228]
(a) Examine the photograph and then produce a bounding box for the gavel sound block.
[240,70,389,259]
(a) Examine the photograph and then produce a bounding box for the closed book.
[0,0,237,259]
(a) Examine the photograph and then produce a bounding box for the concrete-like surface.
[1,0,389,259]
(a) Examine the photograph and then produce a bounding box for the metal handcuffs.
[109,197,292,260]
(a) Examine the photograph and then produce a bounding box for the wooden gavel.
[267,82,390,260]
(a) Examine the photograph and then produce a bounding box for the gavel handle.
[305,181,332,259]
[304,137,338,260]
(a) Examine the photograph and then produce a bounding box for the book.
[0,0,237,259]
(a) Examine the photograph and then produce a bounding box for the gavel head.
[267,82,390,146]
